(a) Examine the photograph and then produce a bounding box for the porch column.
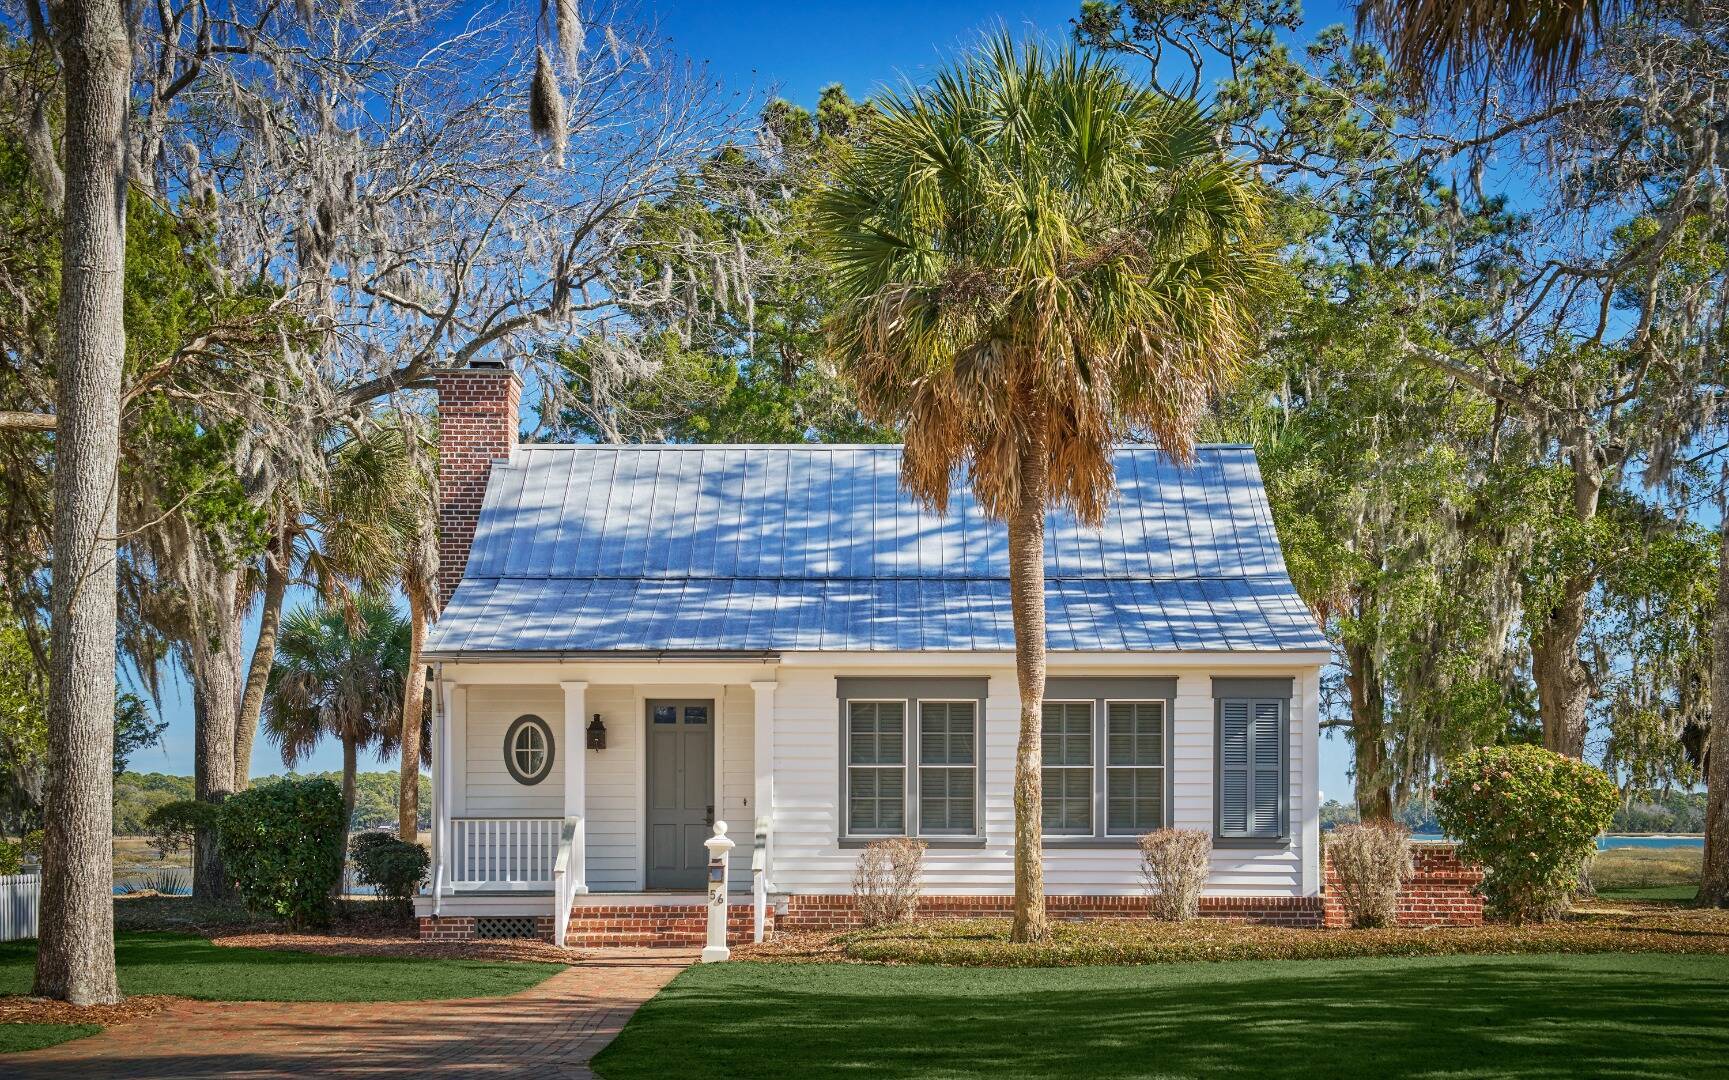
[751,679,777,890]
[561,680,589,893]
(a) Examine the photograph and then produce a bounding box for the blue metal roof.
[425,445,1327,656]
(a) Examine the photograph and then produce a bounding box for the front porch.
[419,662,781,946]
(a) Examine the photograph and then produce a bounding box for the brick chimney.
[433,361,522,609]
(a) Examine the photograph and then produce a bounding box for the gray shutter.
[1252,700,1283,836]
[1219,699,1251,835]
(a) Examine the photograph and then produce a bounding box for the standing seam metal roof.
[425,444,1328,655]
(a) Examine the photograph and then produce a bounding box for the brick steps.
[565,903,769,947]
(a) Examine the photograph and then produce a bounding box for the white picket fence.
[0,873,41,941]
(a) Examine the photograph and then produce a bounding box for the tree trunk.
[1532,575,1592,759]
[191,565,242,900]
[398,587,427,842]
[1344,639,1394,822]
[33,0,130,1006]
[233,540,289,791]
[1006,418,1050,944]
[338,733,358,899]
[1531,446,1604,759]
[1698,511,1729,907]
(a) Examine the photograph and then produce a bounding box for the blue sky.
[136,0,1360,802]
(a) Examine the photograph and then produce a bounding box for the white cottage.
[415,362,1330,945]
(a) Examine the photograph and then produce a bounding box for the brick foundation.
[1322,842,1484,928]
[419,845,1484,944]
[777,893,1328,930]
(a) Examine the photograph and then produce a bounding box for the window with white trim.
[918,701,976,834]
[1041,701,1093,834]
[1105,701,1166,834]
[846,700,906,834]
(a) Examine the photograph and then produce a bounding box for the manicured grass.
[0,933,562,1003]
[594,953,1729,1080]
[0,1023,102,1054]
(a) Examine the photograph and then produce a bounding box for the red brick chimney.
[433,361,521,609]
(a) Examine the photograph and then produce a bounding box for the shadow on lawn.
[595,954,1729,1080]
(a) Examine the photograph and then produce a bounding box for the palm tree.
[1358,0,1628,97]
[263,596,409,870]
[815,35,1272,941]
[235,419,436,842]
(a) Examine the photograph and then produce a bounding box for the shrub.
[1138,828,1211,921]
[1434,744,1619,924]
[145,799,219,859]
[217,777,345,930]
[852,837,925,927]
[22,828,42,859]
[351,831,429,920]
[1326,822,1413,928]
[0,840,20,876]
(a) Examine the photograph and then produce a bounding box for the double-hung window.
[839,679,985,840]
[1041,701,1093,834]
[1041,679,1173,841]
[918,701,976,834]
[1214,679,1290,842]
[846,700,906,834]
[1105,701,1166,834]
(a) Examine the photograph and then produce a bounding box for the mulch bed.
[734,899,1729,967]
[210,931,586,964]
[0,993,178,1027]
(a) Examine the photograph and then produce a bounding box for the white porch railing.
[552,816,577,948]
[449,817,562,889]
[751,817,769,944]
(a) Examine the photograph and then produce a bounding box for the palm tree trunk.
[398,588,427,842]
[33,0,130,1006]
[1345,638,1393,822]
[1699,508,1729,907]
[233,541,288,790]
[1007,419,1050,944]
[337,733,358,899]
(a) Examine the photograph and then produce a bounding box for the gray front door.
[646,700,715,890]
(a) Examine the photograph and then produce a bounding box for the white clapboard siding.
[584,684,639,891]
[768,664,1317,898]
[464,685,564,817]
[0,874,41,942]
[444,656,1321,899]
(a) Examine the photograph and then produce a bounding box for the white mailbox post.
[701,821,735,963]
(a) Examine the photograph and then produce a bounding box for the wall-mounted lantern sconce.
[586,713,607,751]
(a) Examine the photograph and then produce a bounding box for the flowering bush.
[853,838,925,927]
[1434,745,1618,924]
[1326,822,1412,928]
[1138,828,1211,921]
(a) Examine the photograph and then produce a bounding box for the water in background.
[1413,833,1704,850]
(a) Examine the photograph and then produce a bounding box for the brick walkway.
[2,947,695,1079]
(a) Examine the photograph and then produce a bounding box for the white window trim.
[1103,698,1169,837]
[915,698,980,838]
[843,698,909,838]
[1040,699,1096,836]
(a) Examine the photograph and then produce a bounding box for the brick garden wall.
[431,365,521,608]
[1322,842,1484,928]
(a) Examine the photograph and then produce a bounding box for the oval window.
[503,715,555,786]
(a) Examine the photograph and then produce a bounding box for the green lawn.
[594,953,1729,1080]
[1597,886,1699,903]
[0,932,563,1003]
[0,1023,103,1054]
